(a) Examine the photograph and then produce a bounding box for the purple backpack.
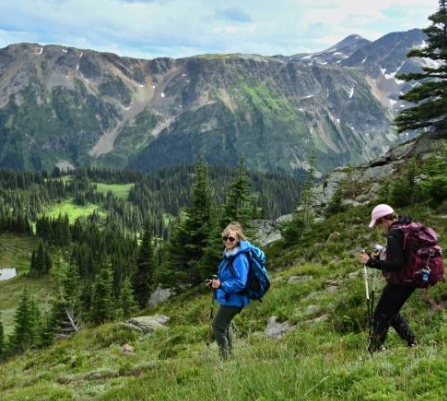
[383,222,445,288]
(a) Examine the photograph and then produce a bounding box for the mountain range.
[0,28,427,176]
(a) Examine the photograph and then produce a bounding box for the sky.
[0,0,438,60]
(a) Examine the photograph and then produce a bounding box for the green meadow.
[94,183,134,199]
[45,199,104,222]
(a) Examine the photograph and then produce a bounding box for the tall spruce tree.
[90,265,116,324]
[161,160,215,285]
[200,159,258,279]
[132,220,155,309]
[222,158,255,228]
[180,160,214,283]
[198,209,226,280]
[119,276,138,318]
[29,241,52,278]
[9,287,41,353]
[395,0,447,135]
[47,259,82,339]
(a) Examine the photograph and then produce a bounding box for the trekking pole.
[209,276,217,320]
[206,275,218,346]
[363,265,371,313]
[361,251,372,333]
[369,268,377,337]
[371,269,377,311]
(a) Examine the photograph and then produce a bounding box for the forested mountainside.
[0,29,426,176]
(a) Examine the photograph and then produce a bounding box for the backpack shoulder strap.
[391,222,411,250]
[227,256,238,276]
[227,250,251,277]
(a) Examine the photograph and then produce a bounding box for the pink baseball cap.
[368,204,394,228]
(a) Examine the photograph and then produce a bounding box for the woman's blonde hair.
[221,221,247,241]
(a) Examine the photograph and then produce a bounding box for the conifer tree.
[390,157,419,206]
[419,145,447,202]
[198,209,226,280]
[282,155,317,243]
[9,287,41,353]
[395,0,447,135]
[39,311,54,347]
[159,216,189,285]
[119,276,138,318]
[28,299,43,347]
[90,265,116,324]
[47,259,82,339]
[161,160,215,285]
[222,158,255,228]
[29,241,52,277]
[132,220,155,309]
[180,160,214,283]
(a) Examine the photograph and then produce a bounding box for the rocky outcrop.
[265,316,297,339]
[311,134,446,213]
[123,314,170,334]
[148,287,176,308]
[251,219,282,246]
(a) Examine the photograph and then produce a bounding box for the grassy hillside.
[1,203,446,400]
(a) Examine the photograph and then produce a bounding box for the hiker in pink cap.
[359,204,416,353]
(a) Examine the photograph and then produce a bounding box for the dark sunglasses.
[222,236,237,242]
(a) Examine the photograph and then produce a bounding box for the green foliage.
[118,277,138,318]
[132,220,156,308]
[90,265,116,325]
[222,158,256,228]
[388,144,447,208]
[395,1,447,135]
[8,286,43,354]
[163,160,215,284]
[389,157,418,207]
[29,241,52,278]
[281,155,318,244]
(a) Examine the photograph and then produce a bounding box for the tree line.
[0,163,301,237]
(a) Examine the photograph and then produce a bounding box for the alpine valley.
[0,28,428,176]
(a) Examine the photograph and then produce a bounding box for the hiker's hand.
[211,278,221,289]
[359,252,370,265]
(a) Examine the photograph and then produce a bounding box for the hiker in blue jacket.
[211,222,250,358]
[359,204,416,353]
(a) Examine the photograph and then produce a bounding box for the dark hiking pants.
[369,282,416,353]
[212,305,242,358]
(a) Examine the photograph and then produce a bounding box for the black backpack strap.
[227,256,238,277]
[227,251,250,277]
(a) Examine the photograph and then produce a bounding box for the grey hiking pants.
[212,305,242,358]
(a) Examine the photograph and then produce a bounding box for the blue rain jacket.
[216,240,250,308]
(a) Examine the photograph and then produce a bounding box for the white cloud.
[0,0,438,59]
